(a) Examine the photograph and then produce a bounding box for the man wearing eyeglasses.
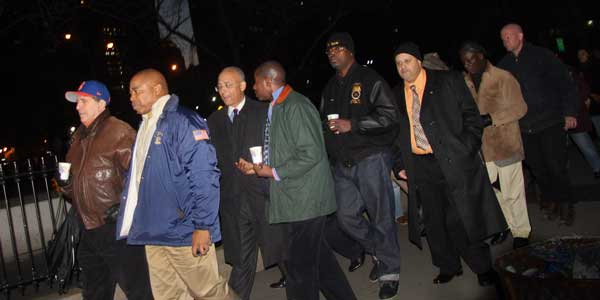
[207,67,287,300]
[319,32,401,300]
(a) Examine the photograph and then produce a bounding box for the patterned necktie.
[263,115,270,165]
[229,108,238,123]
[410,85,430,150]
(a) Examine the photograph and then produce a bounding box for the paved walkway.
[10,200,600,300]
[8,144,600,300]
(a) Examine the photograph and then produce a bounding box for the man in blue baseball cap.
[60,80,153,300]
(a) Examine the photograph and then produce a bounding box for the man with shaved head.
[498,23,579,225]
[207,66,287,300]
[117,69,236,299]
[239,60,357,300]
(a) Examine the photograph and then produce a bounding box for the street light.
[65,33,72,40]
[106,42,114,49]
[171,64,178,71]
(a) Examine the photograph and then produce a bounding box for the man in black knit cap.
[320,32,401,300]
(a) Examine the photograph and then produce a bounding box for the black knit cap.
[326,32,355,54]
[393,42,422,61]
[459,40,487,56]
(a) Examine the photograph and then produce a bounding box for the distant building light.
[70,126,76,133]
[80,0,85,5]
[171,64,178,71]
[211,96,217,102]
[195,105,199,110]
[64,33,72,40]
[300,1,304,5]
[587,20,594,27]
[306,79,310,85]
[217,105,224,110]
[2,147,6,152]
[106,42,114,49]
[44,139,47,144]
[0,149,3,154]
[555,37,566,53]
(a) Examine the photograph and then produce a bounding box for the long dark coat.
[392,69,508,249]
[207,97,286,267]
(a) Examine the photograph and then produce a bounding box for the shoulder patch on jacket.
[192,129,209,141]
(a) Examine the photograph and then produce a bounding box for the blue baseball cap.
[65,80,111,104]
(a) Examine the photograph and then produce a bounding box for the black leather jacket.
[320,63,399,164]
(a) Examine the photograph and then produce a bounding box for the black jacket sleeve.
[351,80,400,135]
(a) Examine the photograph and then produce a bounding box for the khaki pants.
[145,244,236,300]
[486,161,531,238]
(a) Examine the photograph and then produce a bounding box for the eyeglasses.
[215,82,239,92]
[326,46,346,56]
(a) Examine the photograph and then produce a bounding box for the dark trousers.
[522,123,570,204]
[285,216,357,300]
[334,151,401,277]
[228,199,265,300]
[414,154,492,275]
[77,221,153,300]
[324,213,363,260]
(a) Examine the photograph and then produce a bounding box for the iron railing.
[0,156,68,299]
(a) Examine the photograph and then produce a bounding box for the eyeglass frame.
[214,82,240,92]
[326,46,347,56]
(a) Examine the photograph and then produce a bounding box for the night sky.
[1,0,597,158]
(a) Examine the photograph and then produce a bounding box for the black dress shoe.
[378,281,399,300]
[348,251,365,272]
[433,270,463,284]
[543,202,559,220]
[513,237,529,249]
[490,230,509,245]
[269,277,286,288]
[369,261,379,282]
[477,269,499,287]
[559,203,574,226]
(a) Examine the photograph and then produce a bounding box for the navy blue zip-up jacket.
[116,95,222,246]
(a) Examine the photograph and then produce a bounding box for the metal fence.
[0,156,68,299]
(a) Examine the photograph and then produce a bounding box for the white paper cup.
[58,162,72,180]
[249,146,263,163]
[327,114,340,120]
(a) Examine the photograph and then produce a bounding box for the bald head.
[217,66,247,107]
[500,23,524,55]
[129,68,169,115]
[255,61,286,86]
[252,61,287,101]
[502,23,523,34]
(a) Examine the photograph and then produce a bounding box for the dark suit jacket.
[392,69,507,249]
[207,97,285,267]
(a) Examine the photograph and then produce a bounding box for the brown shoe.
[396,215,408,225]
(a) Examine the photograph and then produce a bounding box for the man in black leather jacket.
[319,32,401,300]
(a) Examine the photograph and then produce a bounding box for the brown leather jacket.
[62,110,136,229]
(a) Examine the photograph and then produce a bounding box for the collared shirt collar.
[227,97,246,115]
[142,94,170,121]
[271,86,284,106]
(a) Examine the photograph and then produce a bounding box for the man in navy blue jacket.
[116,68,236,300]
[498,23,579,225]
